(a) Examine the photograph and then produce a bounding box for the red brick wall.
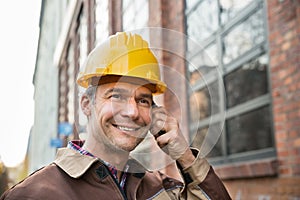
[224,177,300,199]
[109,0,122,34]
[267,0,300,176]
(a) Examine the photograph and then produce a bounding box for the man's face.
[90,81,153,152]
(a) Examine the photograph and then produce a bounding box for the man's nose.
[121,98,139,119]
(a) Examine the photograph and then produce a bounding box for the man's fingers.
[150,119,165,136]
[151,106,189,160]
[151,106,168,137]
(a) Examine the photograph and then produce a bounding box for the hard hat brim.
[78,74,166,95]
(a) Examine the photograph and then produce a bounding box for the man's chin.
[116,138,144,152]
[105,130,146,152]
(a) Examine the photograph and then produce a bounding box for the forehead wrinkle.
[104,87,129,96]
[105,84,151,94]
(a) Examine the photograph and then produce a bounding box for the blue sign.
[50,138,63,148]
[58,122,73,136]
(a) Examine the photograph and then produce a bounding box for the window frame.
[185,0,276,166]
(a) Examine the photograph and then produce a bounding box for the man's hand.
[151,106,195,168]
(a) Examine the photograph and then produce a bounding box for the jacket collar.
[54,148,99,178]
[54,147,148,178]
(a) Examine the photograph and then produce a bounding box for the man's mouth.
[113,125,140,132]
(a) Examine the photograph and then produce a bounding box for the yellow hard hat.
[76,32,167,94]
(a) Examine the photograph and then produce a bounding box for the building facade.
[33,0,300,198]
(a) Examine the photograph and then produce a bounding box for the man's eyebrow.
[104,88,128,96]
[138,93,153,99]
[104,87,152,99]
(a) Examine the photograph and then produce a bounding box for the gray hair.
[84,86,97,104]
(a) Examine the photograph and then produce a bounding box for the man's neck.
[82,141,130,171]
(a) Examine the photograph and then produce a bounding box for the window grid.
[122,0,149,31]
[95,0,109,46]
[186,0,275,164]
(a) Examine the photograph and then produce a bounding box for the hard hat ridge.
[111,32,148,49]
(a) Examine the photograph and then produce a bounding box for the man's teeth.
[117,126,137,131]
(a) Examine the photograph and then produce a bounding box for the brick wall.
[267,0,300,177]
[224,177,300,199]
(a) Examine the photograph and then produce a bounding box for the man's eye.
[138,99,151,106]
[111,94,122,99]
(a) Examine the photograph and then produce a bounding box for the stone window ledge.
[214,158,278,180]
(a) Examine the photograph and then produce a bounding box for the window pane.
[122,0,149,31]
[223,8,265,64]
[207,135,222,157]
[186,0,199,9]
[77,12,88,126]
[226,106,272,154]
[95,0,109,46]
[220,0,254,24]
[189,81,219,122]
[225,54,269,108]
[186,0,218,42]
[191,123,223,157]
[188,42,218,78]
[78,12,88,69]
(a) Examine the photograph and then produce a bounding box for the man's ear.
[81,94,91,116]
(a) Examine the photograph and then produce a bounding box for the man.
[1,32,231,199]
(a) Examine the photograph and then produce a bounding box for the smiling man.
[81,80,153,169]
[0,32,231,200]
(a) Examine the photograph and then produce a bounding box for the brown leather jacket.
[0,148,231,200]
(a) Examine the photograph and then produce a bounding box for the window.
[94,0,109,46]
[186,0,274,164]
[67,42,75,124]
[76,7,89,134]
[122,0,149,31]
[78,10,88,70]
[58,1,92,139]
